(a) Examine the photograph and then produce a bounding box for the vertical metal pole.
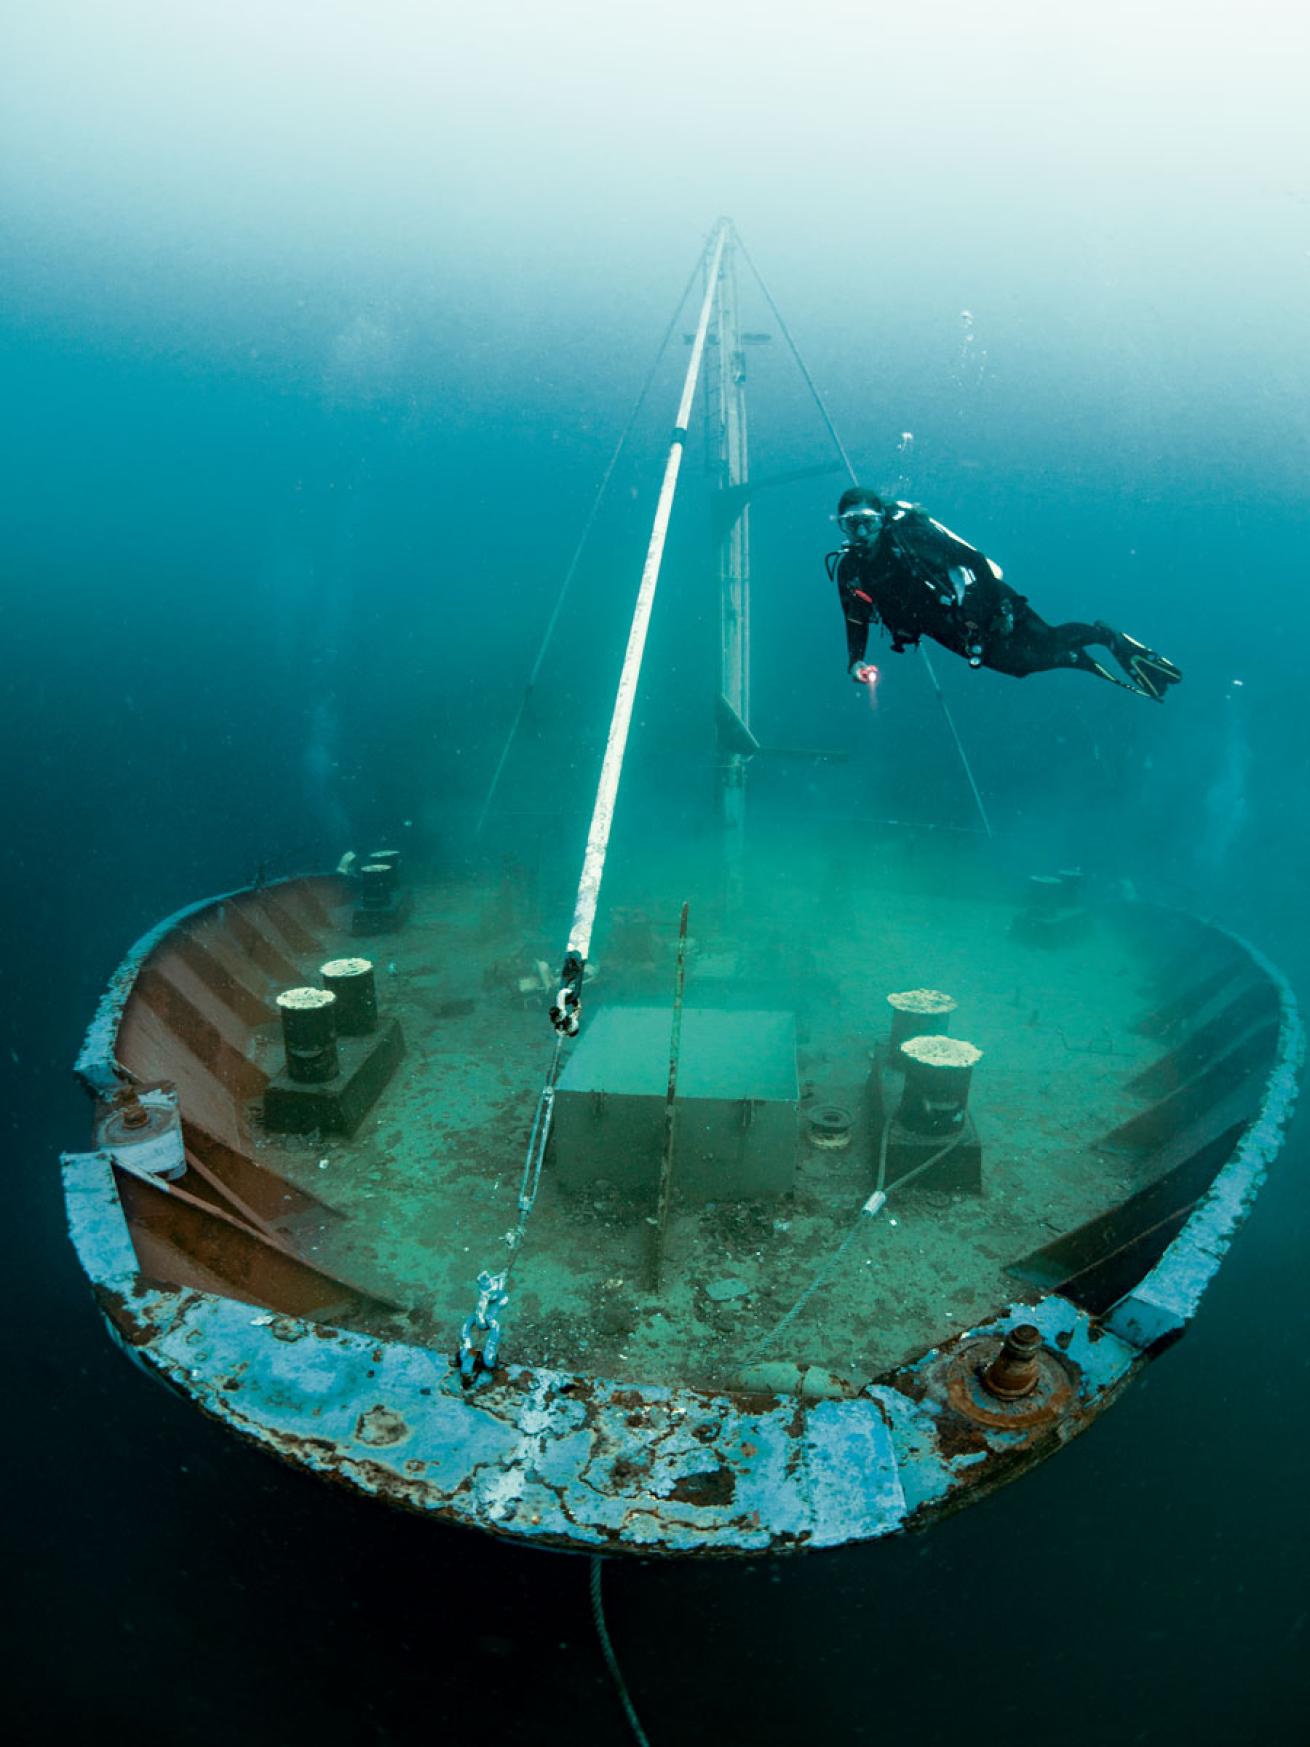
[714,227,752,908]
[649,901,691,1292]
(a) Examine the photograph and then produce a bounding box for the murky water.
[6,5,1309,1741]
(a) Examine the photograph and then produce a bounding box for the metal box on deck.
[552,1007,798,1201]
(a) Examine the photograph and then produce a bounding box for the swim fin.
[1079,654,1150,697]
[1098,628,1183,702]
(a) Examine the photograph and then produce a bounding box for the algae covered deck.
[249,835,1164,1393]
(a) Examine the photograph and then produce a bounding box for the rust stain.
[95,1285,155,1346]
[355,1405,411,1448]
[669,1467,737,1507]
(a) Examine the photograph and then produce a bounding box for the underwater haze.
[4,3,1308,1742]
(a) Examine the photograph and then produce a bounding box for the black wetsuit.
[830,503,1107,679]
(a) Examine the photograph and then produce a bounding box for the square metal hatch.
[551,1007,799,1201]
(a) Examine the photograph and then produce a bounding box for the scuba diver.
[830,486,1182,701]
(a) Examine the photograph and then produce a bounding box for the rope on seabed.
[733,229,993,841]
[590,1557,652,1747]
[757,1117,968,1357]
[587,1124,969,1745]
[585,1124,965,1747]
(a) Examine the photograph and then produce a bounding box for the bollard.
[358,862,396,909]
[886,988,957,1056]
[1027,874,1064,911]
[320,957,378,1036]
[277,987,339,1083]
[895,1035,981,1134]
[981,1324,1043,1400]
[117,1088,151,1130]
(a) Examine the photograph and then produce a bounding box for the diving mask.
[839,506,884,542]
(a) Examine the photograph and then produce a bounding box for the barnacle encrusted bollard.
[1027,874,1064,911]
[277,987,339,1083]
[886,988,957,1056]
[895,1035,981,1135]
[320,957,378,1036]
[1012,869,1091,948]
[358,861,396,909]
[352,852,408,938]
[266,976,405,1136]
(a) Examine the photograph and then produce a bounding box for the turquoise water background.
[3,5,1307,1741]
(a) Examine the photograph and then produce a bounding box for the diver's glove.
[849,660,879,686]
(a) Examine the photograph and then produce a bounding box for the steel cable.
[733,230,992,839]
[474,241,713,839]
[590,1557,652,1747]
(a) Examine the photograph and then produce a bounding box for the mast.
[550,221,729,1036]
[711,224,752,906]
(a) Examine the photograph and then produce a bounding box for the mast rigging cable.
[550,219,729,1035]
[473,246,709,840]
[458,232,726,1373]
[733,231,993,839]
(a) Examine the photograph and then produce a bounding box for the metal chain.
[456,1269,510,1385]
[454,1033,565,1384]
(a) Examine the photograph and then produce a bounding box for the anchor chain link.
[453,1034,564,1384]
[456,1269,509,1385]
